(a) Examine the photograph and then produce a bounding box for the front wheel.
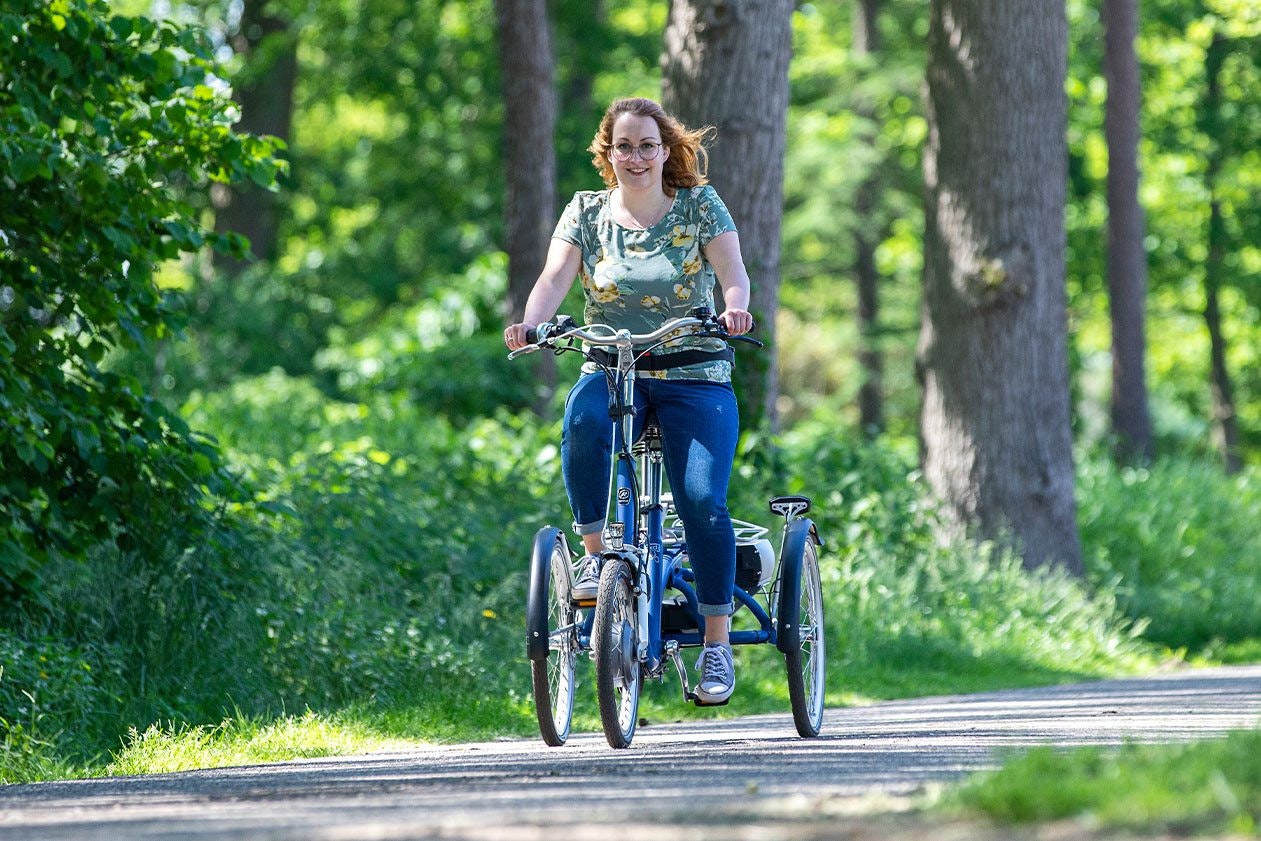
[779,524,826,737]
[526,528,577,746]
[592,558,640,749]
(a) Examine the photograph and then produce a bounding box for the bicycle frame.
[601,341,777,679]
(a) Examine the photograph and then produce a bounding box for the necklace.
[616,190,672,230]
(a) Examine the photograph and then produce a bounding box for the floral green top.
[552,185,738,382]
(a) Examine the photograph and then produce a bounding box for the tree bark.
[495,0,558,412]
[1102,0,1154,462]
[495,0,557,324]
[1203,33,1243,474]
[853,0,882,54]
[212,0,297,274]
[661,0,794,429]
[853,0,884,437]
[919,0,1082,574]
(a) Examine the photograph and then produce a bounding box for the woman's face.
[608,113,669,191]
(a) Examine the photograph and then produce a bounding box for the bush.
[312,253,547,422]
[1078,455,1261,649]
[0,631,125,780]
[85,372,567,720]
[736,424,1152,694]
[0,0,281,598]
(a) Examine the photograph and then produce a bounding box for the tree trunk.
[495,0,558,412]
[1102,0,1154,462]
[661,0,794,430]
[919,0,1083,574]
[1203,33,1243,474]
[853,0,884,437]
[212,0,297,274]
[495,0,557,324]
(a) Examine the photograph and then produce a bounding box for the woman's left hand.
[719,308,754,336]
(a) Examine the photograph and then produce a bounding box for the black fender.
[775,517,819,655]
[526,526,566,662]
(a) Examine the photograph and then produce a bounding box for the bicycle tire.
[779,522,826,737]
[592,558,640,749]
[526,528,577,747]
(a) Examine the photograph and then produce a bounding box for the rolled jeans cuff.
[698,600,734,617]
[573,519,606,537]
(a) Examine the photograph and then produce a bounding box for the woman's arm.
[703,230,754,335]
[504,239,582,350]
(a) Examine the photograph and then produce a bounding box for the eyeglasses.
[609,141,663,162]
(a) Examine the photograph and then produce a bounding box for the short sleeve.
[695,185,737,246]
[552,192,586,248]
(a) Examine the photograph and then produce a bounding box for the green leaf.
[11,151,44,183]
[109,16,134,39]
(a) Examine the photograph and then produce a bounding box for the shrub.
[0,0,281,599]
[1078,455,1261,649]
[0,630,125,780]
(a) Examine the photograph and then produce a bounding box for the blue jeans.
[561,373,739,616]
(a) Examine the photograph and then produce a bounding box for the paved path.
[1,665,1258,840]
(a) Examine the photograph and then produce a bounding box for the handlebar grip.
[526,315,575,346]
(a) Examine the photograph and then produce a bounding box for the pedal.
[688,692,730,708]
[571,597,596,607]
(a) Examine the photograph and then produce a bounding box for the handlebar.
[511,309,762,360]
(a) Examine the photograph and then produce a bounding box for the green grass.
[105,711,412,776]
[1203,638,1261,666]
[948,729,1261,836]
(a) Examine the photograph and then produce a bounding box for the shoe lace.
[698,647,732,687]
[579,555,601,581]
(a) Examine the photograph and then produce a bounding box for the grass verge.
[105,711,412,776]
[946,728,1261,836]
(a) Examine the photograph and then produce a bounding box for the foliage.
[127,372,564,722]
[0,630,124,782]
[312,253,548,421]
[211,0,504,361]
[1065,0,1261,458]
[0,0,282,599]
[1078,455,1261,649]
[952,729,1261,835]
[734,424,1154,699]
[777,2,927,432]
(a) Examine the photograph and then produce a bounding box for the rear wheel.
[526,530,577,746]
[784,538,826,737]
[592,558,640,749]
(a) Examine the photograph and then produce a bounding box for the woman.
[504,97,754,704]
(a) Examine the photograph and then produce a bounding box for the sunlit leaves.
[0,0,282,598]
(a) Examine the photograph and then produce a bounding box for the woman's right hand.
[504,322,536,351]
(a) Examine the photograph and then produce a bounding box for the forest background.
[1,0,1259,804]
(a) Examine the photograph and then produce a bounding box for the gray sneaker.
[571,555,601,602]
[694,642,735,704]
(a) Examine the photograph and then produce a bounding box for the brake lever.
[731,334,765,348]
[507,345,540,360]
[694,329,765,348]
